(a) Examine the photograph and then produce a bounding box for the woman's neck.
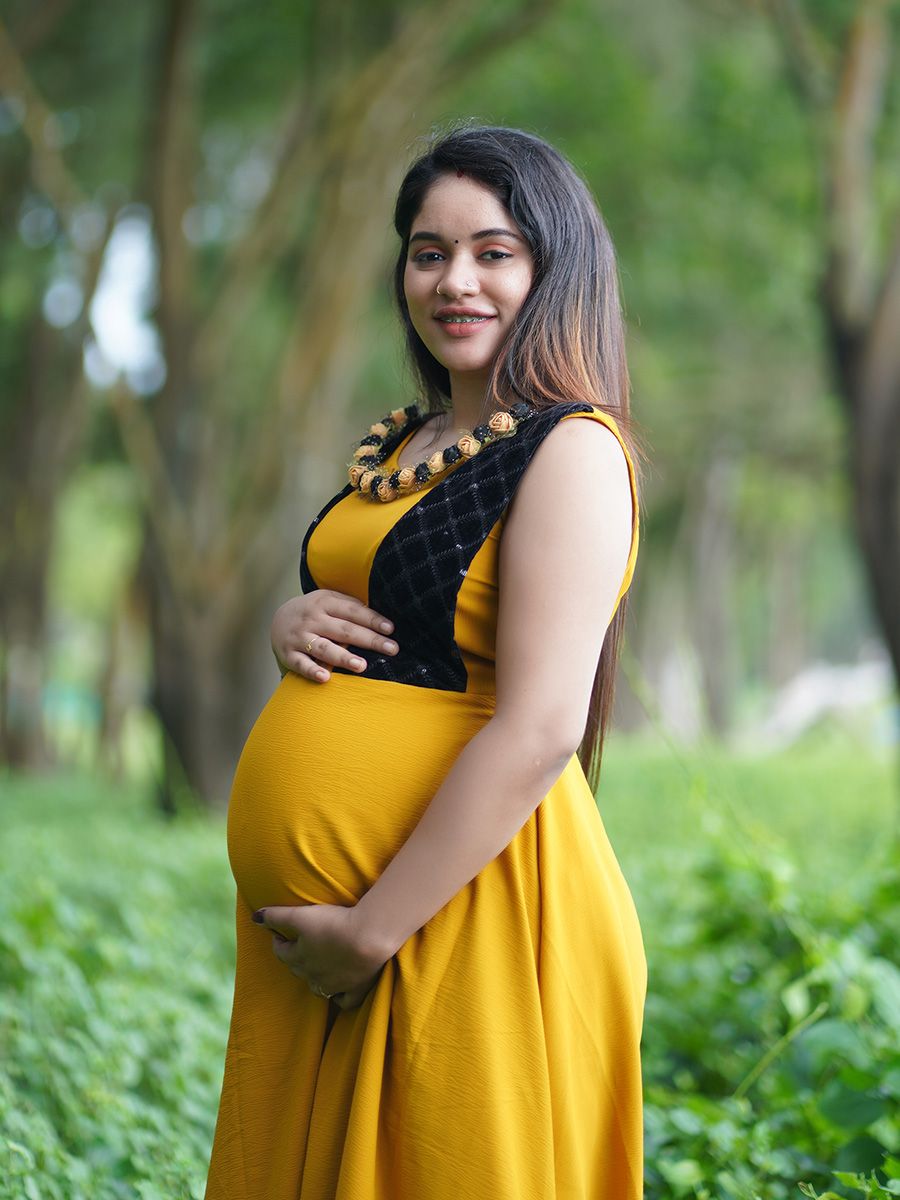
[445,370,492,431]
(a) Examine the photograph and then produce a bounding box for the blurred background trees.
[1,0,897,810]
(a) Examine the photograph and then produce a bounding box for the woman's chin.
[430,347,499,376]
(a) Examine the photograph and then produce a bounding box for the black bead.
[357,454,378,467]
[472,424,491,441]
[360,434,382,446]
[510,401,531,419]
[414,462,430,482]
[442,444,462,464]
[388,470,401,488]
[404,403,420,419]
[370,474,383,490]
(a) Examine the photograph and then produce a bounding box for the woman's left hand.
[252,902,389,1011]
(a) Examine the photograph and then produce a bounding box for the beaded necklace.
[347,400,536,502]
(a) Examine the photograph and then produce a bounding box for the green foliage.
[602,739,900,1200]
[639,835,900,1198]
[1,745,897,1197]
[0,774,233,1199]
[799,1164,900,1198]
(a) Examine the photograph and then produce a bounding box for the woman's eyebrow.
[409,227,525,245]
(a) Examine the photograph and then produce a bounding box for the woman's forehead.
[412,176,520,237]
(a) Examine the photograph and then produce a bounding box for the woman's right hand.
[271,590,399,683]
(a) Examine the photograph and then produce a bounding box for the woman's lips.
[434,316,496,338]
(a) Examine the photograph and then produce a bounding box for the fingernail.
[379,620,393,632]
[384,641,398,653]
[252,909,265,924]
[350,657,366,670]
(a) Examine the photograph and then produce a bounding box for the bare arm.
[352,417,635,960]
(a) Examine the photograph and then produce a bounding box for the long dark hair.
[391,121,644,792]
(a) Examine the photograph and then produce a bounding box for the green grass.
[601,735,895,871]
[0,741,898,1199]
[0,774,233,1200]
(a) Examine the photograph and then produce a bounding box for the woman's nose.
[437,264,478,299]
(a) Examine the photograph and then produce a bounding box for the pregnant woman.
[205,123,646,1200]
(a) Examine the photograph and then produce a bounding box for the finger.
[299,630,373,675]
[315,617,400,662]
[253,905,302,932]
[283,649,334,683]
[324,594,395,636]
[290,630,393,678]
[273,936,298,965]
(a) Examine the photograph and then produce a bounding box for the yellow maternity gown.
[204,400,647,1200]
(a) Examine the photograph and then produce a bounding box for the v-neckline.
[390,416,443,472]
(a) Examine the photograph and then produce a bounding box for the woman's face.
[403,173,534,382]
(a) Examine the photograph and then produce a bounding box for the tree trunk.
[0,321,90,767]
[144,535,253,812]
[765,0,900,733]
[0,24,113,770]
[846,378,900,687]
[0,550,49,768]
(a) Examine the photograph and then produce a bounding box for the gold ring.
[304,638,316,653]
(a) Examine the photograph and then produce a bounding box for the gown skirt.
[204,404,647,1199]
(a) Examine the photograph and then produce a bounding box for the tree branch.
[762,0,833,109]
[8,0,74,58]
[823,0,891,329]
[0,18,82,212]
[433,0,559,93]
[190,80,319,381]
[107,384,203,618]
[142,0,200,358]
[0,18,118,288]
[861,206,900,437]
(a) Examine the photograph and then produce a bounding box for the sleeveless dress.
[204,400,647,1200]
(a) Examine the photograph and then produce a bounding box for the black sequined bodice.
[299,401,596,692]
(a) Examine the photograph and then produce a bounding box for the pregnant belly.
[227,670,496,913]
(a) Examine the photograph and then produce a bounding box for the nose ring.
[436,280,475,295]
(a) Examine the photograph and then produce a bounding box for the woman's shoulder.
[529,401,631,458]
[502,401,639,572]
[512,402,637,510]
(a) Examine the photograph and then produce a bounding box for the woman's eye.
[410,247,513,261]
